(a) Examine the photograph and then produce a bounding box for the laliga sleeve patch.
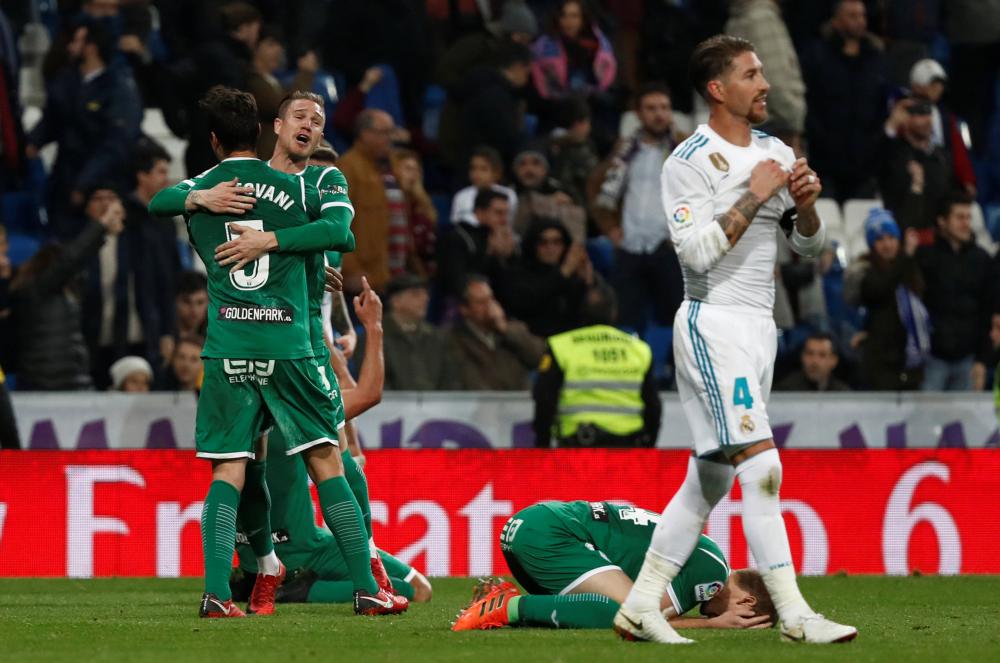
[694,581,724,602]
[671,204,693,226]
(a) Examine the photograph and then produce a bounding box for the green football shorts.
[500,504,620,595]
[196,357,344,460]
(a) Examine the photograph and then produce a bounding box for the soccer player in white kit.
[613,35,858,645]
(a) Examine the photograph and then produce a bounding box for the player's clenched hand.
[324,265,344,293]
[190,178,255,214]
[353,277,383,329]
[215,224,277,272]
[748,159,789,203]
[708,607,772,630]
[788,157,821,211]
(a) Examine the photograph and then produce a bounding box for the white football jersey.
[661,124,796,311]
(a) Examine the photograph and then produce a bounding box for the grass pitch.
[1,576,997,662]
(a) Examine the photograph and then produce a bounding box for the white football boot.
[613,606,694,644]
[780,614,858,643]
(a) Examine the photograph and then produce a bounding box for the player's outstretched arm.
[667,608,772,630]
[340,277,384,420]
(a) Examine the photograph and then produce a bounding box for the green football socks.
[238,459,274,557]
[341,450,373,538]
[509,593,620,629]
[307,577,414,603]
[316,477,379,594]
[201,480,241,600]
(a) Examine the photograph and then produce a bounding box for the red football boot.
[370,555,395,595]
[200,593,247,618]
[451,581,520,631]
[354,588,409,615]
[247,562,286,616]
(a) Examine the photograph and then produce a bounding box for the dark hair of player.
[175,270,208,297]
[936,189,973,220]
[473,188,506,212]
[731,569,778,626]
[804,331,838,355]
[470,145,504,174]
[198,86,260,153]
[460,273,491,303]
[131,138,171,176]
[635,81,671,108]
[277,90,326,120]
[689,35,756,102]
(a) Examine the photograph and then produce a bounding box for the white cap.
[109,356,153,390]
[910,59,947,87]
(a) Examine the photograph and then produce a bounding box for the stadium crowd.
[0,0,999,425]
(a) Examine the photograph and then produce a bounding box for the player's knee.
[694,458,734,507]
[736,447,782,497]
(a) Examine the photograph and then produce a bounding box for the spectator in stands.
[944,0,1000,154]
[109,355,152,393]
[0,223,17,449]
[510,146,586,238]
[440,42,533,168]
[880,94,957,243]
[332,66,412,146]
[547,97,600,212]
[124,140,181,359]
[165,1,259,176]
[337,109,399,293]
[801,0,888,201]
[391,148,437,277]
[450,146,518,227]
[844,209,925,390]
[379,273,460,390]
[776,332,851,391]
[449,274,545,390]
[533,283,660,447]
[161,270,208,364]
[155,334,203,392]
[725,0,806,152]
[439,189,517,298]
[26,21,142,239]
[501,219,593,338]
[915,193,993,391]
[0,9,24,192]
[9,197,125,391]
[435,0,538,94]
[247,28,318,159]
[908,59,977,196]
[530,0,616,102]
[590,82,682,334]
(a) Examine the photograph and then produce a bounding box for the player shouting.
[613,36,857,644]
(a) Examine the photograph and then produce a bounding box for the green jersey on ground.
[502,500,729,615]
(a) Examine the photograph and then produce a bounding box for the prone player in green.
[452,500,775,631]
[148,87,398,619]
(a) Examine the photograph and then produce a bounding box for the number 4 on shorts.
[733,377,754,409]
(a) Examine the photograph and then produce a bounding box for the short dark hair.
[690,35,756,101]
[473,188,507,212]
[176,271,208,298]
[277,90,325,120]
[635,81,671,108]
[218,1,261,32]
[494,41,533,69]
[556,96,591,128]
[937,190,974,220]
[82,20,114,64]
[460,273,491,303]
[176,333,205,351]
[354,108,388,137]
[732,570,777,626]
[199,86,260,153]
[470,146,504,174]
[310,145,339,164]
[580,283,617,326]
[803,331,837,355]
[132,138,171,177]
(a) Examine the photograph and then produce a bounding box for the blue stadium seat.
[1,192,44,236]
[642,323,673,387]
[6,231,42,267]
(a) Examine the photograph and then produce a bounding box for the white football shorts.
[673,299,777,457]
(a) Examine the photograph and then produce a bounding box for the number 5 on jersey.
[225,220,269,291]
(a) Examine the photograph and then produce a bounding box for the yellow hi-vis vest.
[548,324,652,438]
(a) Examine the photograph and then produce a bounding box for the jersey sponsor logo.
[232,528,291,546]
[218,306,293,323]
[589,501,609,522]
[709,152,730,172]
[740,414,756,434]
[694,581,724,602]
[320,185,348,196]
[223,359,275,385]
[671,204,693,225]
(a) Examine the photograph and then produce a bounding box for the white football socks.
[737,448,814,625]
[257,550,281,576]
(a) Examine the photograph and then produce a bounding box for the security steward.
[532,285,662,447]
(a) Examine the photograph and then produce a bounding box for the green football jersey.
[540,500,730,615]
[301,165,352,353]
[186,158,318,359]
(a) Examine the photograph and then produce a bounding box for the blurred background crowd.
[0,0,999,403]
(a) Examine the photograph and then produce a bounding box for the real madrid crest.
[709,152,730,172]
[740,414,755,434]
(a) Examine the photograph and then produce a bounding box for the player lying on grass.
[228,280,431,605]
[452,500,774,631]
